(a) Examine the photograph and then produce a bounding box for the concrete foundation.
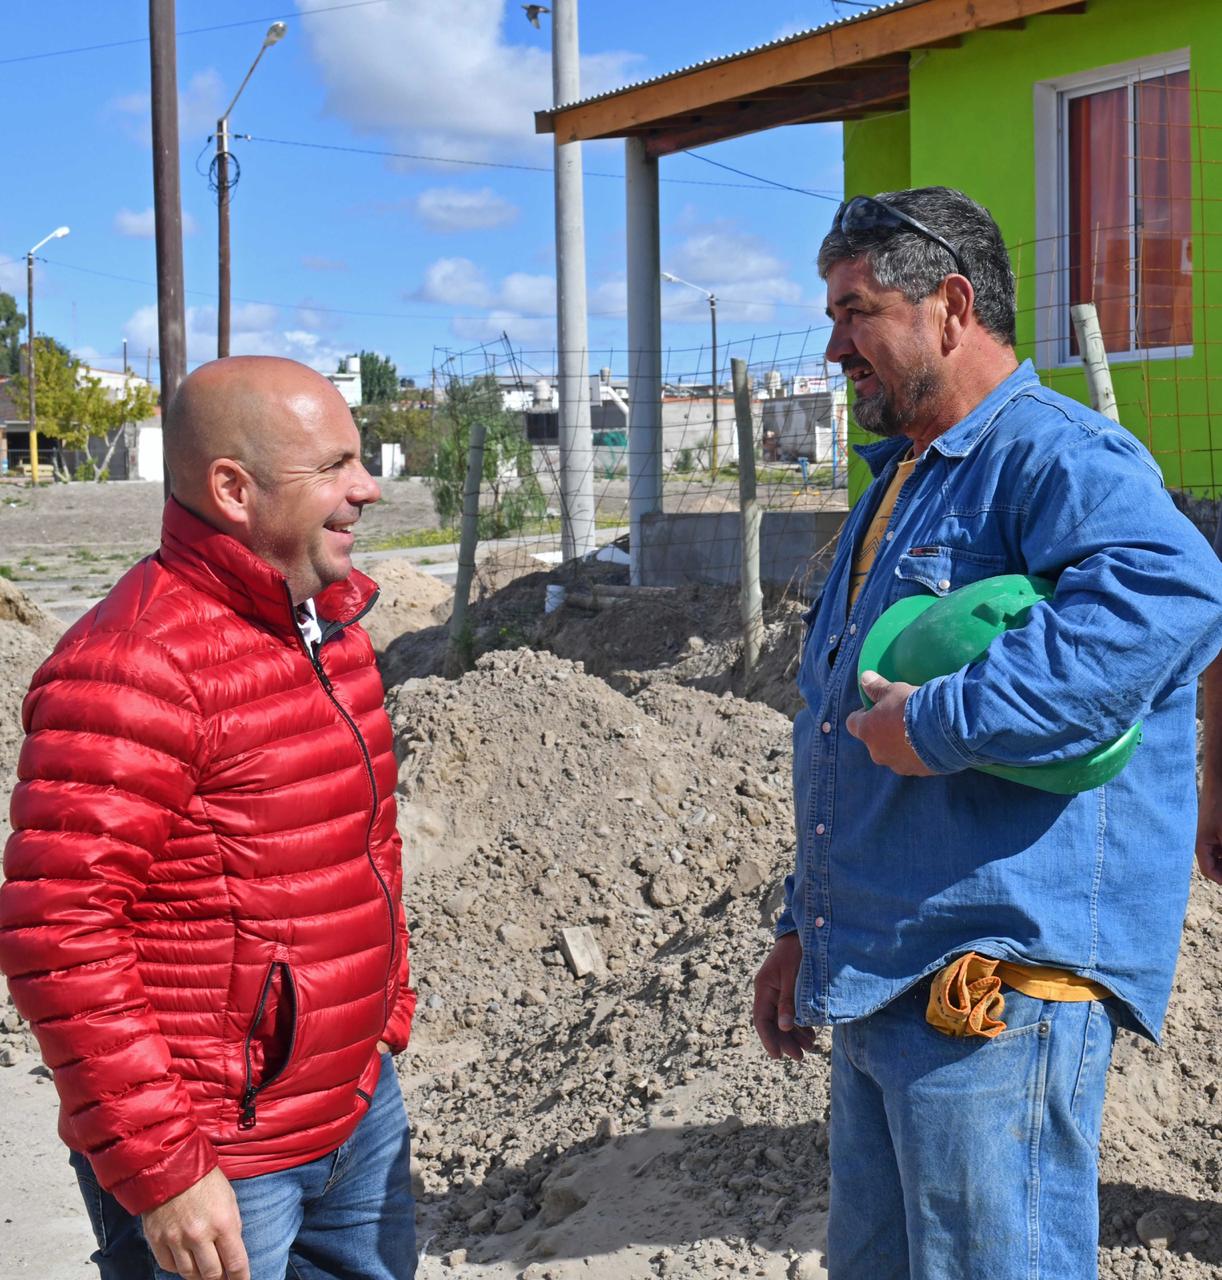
[639,508,847,597]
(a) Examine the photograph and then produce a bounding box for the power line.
[0,0,392,67]
[234,133,839,193]
[28,254,826,321]
[680,149,840,202]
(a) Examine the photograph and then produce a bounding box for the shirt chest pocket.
[891,544,1008,602]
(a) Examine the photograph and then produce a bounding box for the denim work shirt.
[779,361,1222,1040]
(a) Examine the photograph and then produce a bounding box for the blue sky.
[1,1,852,388]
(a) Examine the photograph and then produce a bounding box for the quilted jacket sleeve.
[0,629,219,1215]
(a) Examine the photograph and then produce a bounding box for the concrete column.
[552,0,594,561]
[625,137,662,585]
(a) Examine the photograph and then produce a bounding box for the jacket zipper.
[238,961,298,1130]
[288,587,397,1034]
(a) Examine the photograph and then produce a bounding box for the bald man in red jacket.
[1,357,417,1280]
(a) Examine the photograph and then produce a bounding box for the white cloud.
[498,272,554,314]
[296,0,640,161]
[111,68,228,146]
[414,186,519,232]
[451,310,555,347]
[413,257,563,345]
[122,301,350,372]
[114,207,198,238]
[417,257,495,308]
[662,221,805,323]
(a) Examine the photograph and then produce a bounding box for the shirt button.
[885,530,895,542]
[828,634,838,646]
[821,721,831,734]
[815,823,826,835]
[938,578,951,591]
[848,623,857,635]
[815,916,825,928]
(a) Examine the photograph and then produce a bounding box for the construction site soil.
[0,502,1218,1279]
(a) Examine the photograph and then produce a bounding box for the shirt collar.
[295,597,322,647]
[851,360,1040,478]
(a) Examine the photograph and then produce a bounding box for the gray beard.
[851,365,939,438]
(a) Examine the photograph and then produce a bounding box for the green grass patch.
[364,515,626,552]
[363,528,463,551]
[0,564,13,580]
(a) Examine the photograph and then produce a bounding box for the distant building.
[328,355,362,408]
[77,365,153,399]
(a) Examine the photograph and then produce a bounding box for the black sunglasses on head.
[833,195,969,281]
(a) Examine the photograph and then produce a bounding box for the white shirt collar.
[295,597,322,648]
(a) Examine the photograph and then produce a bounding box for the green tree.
[355,350,398,404]
[10,341,157,480]
[356,400,436,475]
[426,375,546,538]
[0,291,26,376]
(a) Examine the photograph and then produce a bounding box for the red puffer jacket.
[0,499,414,1215]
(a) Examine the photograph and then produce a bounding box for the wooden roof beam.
[538,0,1089,142]
[645,66,910,158]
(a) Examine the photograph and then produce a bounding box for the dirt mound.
[380,563,811,721]
[541,584,808,720]
[362,558,453,654]
[0,577,65,647]
[382,646,1222,1279]
[475,548,554,599]
[388,649,819,1275]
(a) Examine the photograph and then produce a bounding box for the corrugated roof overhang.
[536,0,1087,156]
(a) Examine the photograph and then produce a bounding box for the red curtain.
[1136,70,1192,348]
[1068,86,1130,353]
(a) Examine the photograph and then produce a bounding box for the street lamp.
[661,271,719,474]
[26,225,70,487]
[215,21,286,357]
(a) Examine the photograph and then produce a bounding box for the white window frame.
[1033,49,1192,370]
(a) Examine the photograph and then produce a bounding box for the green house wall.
[840,0,1222,497]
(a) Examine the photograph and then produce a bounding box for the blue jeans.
[70,1053,416,1280]
[827,981,1118,1280]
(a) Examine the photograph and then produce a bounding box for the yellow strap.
[926,953,1112,1040]
[994,961,1112,1003]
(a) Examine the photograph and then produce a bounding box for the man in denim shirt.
[1198,520,1222,887]
[752,187,1222,1279]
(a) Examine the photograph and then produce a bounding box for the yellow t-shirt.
[848,452,919,608]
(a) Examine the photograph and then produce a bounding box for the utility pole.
[709,292,719,475]
[25,226,70,487]
[26,253,37,486]
[215,23,286,358]
[149,0,187,499]
[216,117,231,358]
[549,0,595,561]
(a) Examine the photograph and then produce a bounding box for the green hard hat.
[857,573,1142,795]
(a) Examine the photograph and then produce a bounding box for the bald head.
[164,356,351,502]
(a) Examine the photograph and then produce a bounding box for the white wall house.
[327,355,362,408]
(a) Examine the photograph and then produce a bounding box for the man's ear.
[207,457,257,531]
[941,274,974,352]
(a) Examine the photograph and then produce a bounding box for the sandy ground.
[1,479,1219,1280]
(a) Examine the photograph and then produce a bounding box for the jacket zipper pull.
[238,1087,258,1130]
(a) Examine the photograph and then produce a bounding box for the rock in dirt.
[558,926,605,979]
[1135,1208,1175,1249]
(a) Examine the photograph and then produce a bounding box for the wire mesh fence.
[410,330,852,613]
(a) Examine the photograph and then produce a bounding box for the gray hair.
[817,186,1016,347]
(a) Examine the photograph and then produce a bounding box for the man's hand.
[140,1167,249,1280]
[753,934,816,1062]
[845,670,935,776]
[1196,779,1222,885]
